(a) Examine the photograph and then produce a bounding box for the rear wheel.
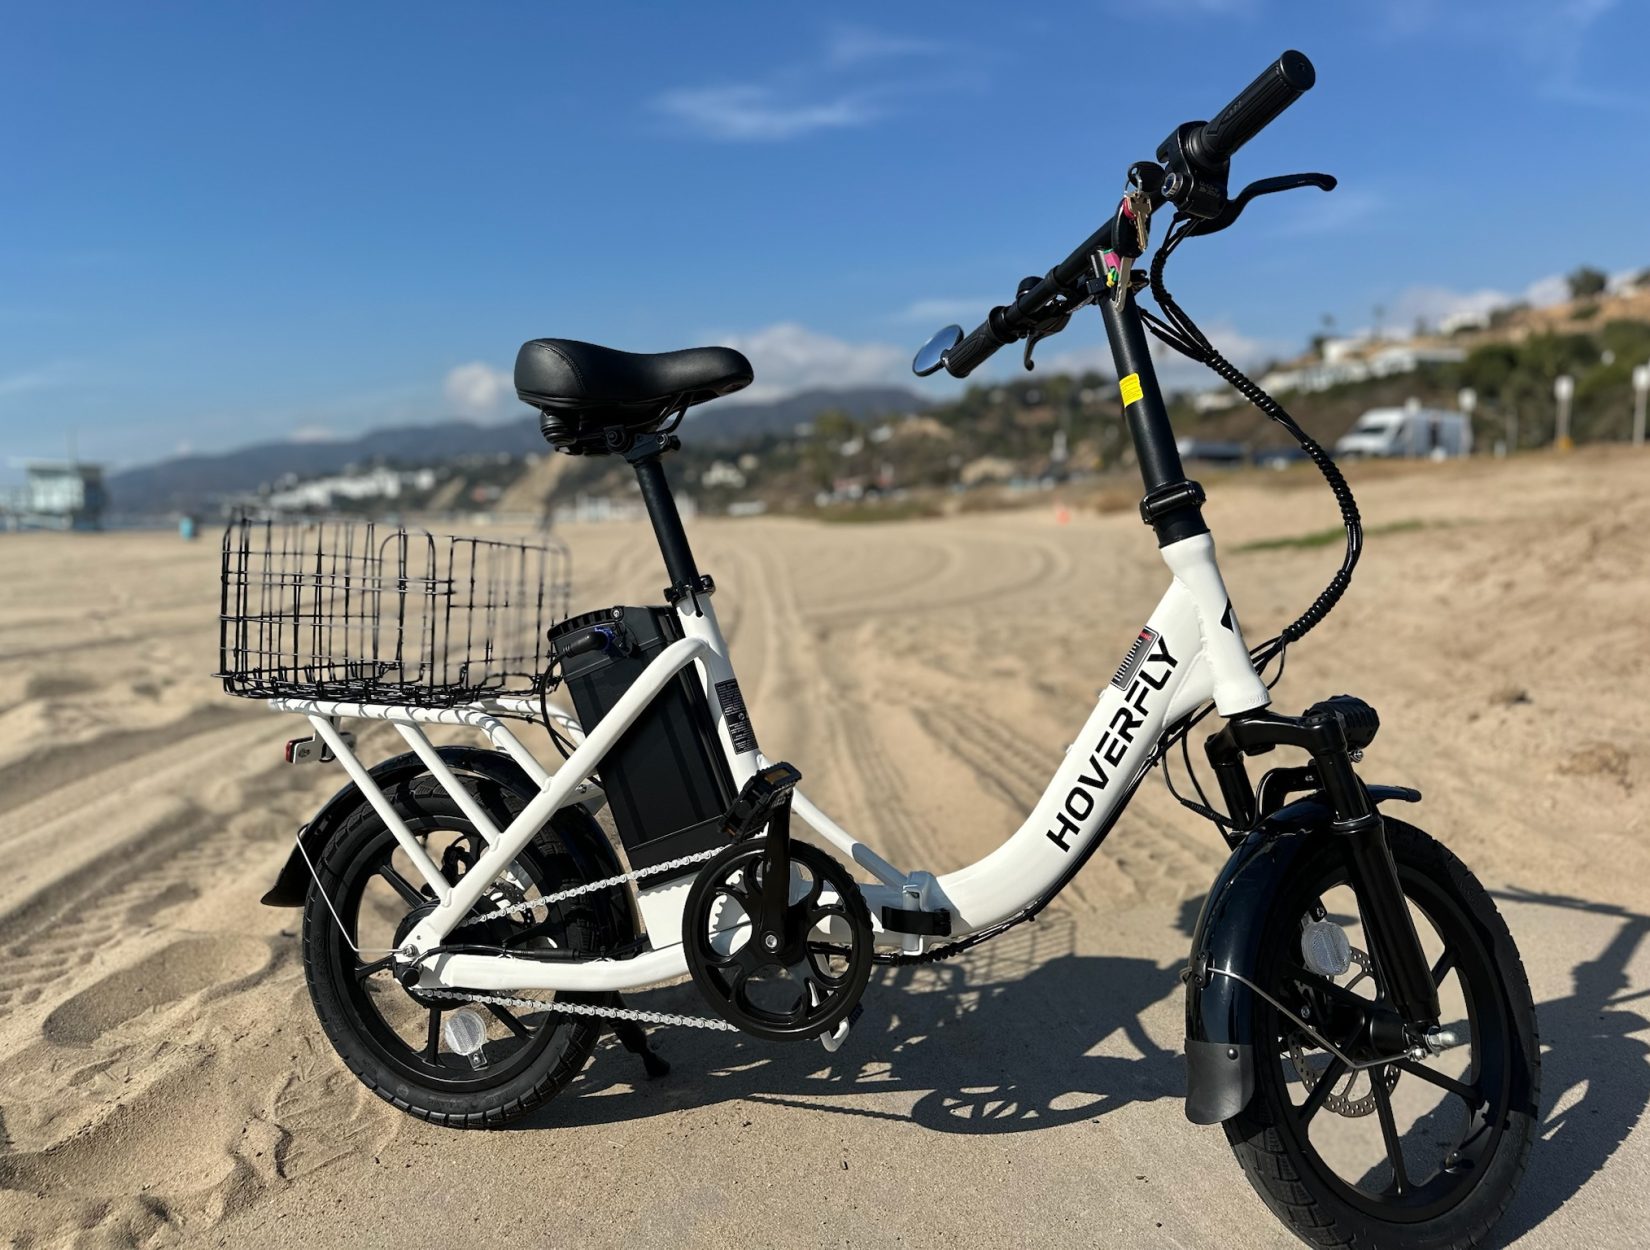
[1226,819,1539,1248]
[301,775,626,1128]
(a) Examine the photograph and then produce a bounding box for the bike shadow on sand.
[533,913,1188,1137]
[1484,887,1650,1246]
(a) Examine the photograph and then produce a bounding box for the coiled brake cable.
[1138,212,1363,667]
[1136,212,1363,828]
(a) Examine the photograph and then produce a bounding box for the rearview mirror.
[913,325,963,377]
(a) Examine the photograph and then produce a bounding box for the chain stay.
[430,846,737,1030]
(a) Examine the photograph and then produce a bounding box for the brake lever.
[1022,311,1071,370]
[1184,172,1337,237]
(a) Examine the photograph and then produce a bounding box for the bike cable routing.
[913,49,1357,674]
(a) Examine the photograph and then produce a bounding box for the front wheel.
[1227,818,1539,1249]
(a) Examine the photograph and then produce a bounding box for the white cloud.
[892,297,997,325]
[0,362,73,399]
[717,323,910,400]
[1380,0,1644,112]
[1374,271,1578,336]
[1040,321,1286,391]
[824,25,940,67]
[1522,274,1571,308]
[655,23,949,142]
[289,425,337,443]
[443,361,515,418]
[1266,187,1385,238]
[654,85,877,142]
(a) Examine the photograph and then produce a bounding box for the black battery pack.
[549,606,735,874]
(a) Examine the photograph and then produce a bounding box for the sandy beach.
[1,448,1647,1248]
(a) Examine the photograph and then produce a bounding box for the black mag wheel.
[684,838,873,1042]
[1226,818,1540,1249]
[301,774,626,1128]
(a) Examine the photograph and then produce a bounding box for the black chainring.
[683,838,873,1042]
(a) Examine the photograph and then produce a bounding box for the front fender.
[260,745,617,908]
[1182,784,1420,1125]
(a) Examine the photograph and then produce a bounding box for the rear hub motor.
[684,838,873,1041]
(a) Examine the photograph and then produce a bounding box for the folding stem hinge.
[1139,479,1207,527]
[285,731,355,764]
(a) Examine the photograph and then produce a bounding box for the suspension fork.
[1206,708,1442,1027]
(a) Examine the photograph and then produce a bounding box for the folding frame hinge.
[888,870,949,956]
[880,904,952,938]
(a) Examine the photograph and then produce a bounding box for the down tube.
[925,578,1215,931]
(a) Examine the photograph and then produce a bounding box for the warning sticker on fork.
[715,678,759,754]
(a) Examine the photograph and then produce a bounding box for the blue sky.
[3,0,1647,475]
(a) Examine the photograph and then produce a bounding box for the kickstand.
[609,998,670,1079]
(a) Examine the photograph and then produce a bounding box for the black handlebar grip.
[1303,694,1380,753]
[1190,49,1316,164]
[944,318,1008,378]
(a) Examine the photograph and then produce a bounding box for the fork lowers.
[1206,700,1441,1029]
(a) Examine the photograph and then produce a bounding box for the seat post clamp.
[665,574,716,607]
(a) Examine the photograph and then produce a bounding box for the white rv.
[1334,407,1473,459]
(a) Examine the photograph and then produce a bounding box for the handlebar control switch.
[1157,50,1317,221]
[1156,121,1230,220]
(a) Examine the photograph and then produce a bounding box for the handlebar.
[925,49,1317,379]
[942,320,1011,381]
[1188,50,1316,166]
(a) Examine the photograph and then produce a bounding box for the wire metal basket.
[219,514,571,707]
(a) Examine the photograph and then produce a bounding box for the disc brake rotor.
[1288,947,1399,1118]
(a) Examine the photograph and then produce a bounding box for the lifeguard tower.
[3,462,107,530]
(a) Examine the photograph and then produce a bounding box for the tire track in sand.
[739,529,950,875]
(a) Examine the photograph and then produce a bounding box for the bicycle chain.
[422,987,738,1031]
[434,846,736,1030]
[453,846,723,928]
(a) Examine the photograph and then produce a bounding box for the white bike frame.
[271,530,1270,997]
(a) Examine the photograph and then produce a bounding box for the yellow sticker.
[1120,373,1144,407]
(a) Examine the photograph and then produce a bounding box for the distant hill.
[692,386,928,445]
[106,386,927,514]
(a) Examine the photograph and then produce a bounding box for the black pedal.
[723,761,802,839]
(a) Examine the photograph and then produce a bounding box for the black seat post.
[625,434,708,603]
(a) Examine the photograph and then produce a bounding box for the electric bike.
[226,50,1537,1249]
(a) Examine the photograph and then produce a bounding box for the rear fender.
[1183,784,1420,1125]
[261,746,622,913]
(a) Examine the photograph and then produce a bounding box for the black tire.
[301,774,625,1128]
[1226,819,1539,1249]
